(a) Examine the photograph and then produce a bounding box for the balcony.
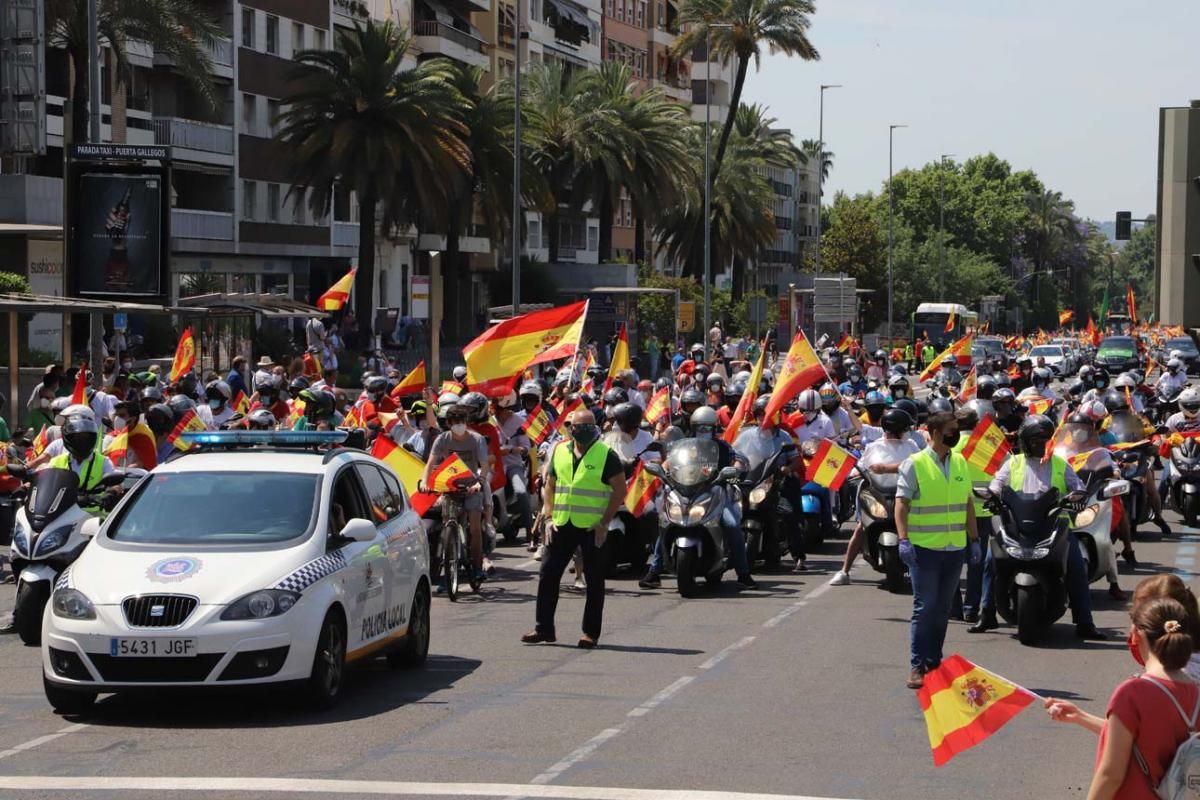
[172,209,234,240]
[205,36,234,67]
[151,117,234,164]
[498,22,516,48]
[413,21,490,69]
[333,221,360,248]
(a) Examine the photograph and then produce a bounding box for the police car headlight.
[11,520,28,556]
[221,589,301,620]
[749,483,770,507]
[1073,504,1099,528]
[33,525,72,558]
[861,494,887,520]
[52,588,95,620]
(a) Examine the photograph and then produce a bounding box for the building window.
[241,92,256,134]
[292,189,306,225]
[527,219,541,250]
[586,222,599,252]
[315,28,327,50]
[266,15,279,55]
[267,98,281,136]
[607,0,615,16]
[292,22,305,57]
[615,1,623,21]
[636,0,646,26]
[267,183,280,222]
[241,8,255,48]
[242,180,257,221]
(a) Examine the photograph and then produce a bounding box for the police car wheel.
[305,610,347,709]
[388,582,430,669]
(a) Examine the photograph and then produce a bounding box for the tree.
[672,0,818,190]
[1109,220,1156,319]
[800,138,833,183]
[47,0,220,144]
[277,20,470,330]
[730,103,798,298]
[820,191,885,287]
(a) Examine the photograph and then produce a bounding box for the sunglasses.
[562,421,573,429]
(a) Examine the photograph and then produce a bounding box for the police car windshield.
[108,472,319,545]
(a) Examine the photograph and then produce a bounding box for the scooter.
[854,465,904,593]
[1166,435,1200,526]
[1069,468,1124,586]
[733,428,790,570]
[8,466,133,646]
[645,439,739,598]
[1107,412,1155,534]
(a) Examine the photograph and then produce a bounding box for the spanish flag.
[645,387,671,427]
[426,452,478,493]
[944,309,956,334]
[169,329,196,382]
[372,436,436,516]
[70,362,88,405]
[625,461,662,517]
[1058,309,1074,327]
[761,332,828,429]
[31,426,50,457]
[520,402,555,446]
[1067,449,1100,474]
[835,333,852,353]
[303,349,322,379]
[390,361,427,398]
[341,404,363,428]
[1023,397,1053,416]
[1086,314,1100,347]
[439,380,464,396]
[723,340,767,443]
[1126,284,1138,324]
[918,654,1035,766]
[232,390,251,415]
[316,267,355,312]
[463,300,588,396]
[604,323,630,392]
[105,422,157,469]
[960,415,1011,476]
[166,409,207,451]
[918,333,974,383]
[956,366,978,402]
[804,438,857,491]
[553,396,584,434]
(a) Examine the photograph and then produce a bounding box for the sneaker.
[793,558,807,573]
[830,570,850,586]
[736,574,758,589]
[573,577,586,590]
[1075,623,1108,641]
[534,544,546,562]
[473,568,488,583]
[483,557,496,577]
[638,571,662,589]
[906,667,925,690]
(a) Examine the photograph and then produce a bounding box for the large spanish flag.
[760,332,828,429]
[604,323,630,391]
[1058,309,1074,327]
[1086,314,1100,347]
[804,439,858,490]
[624,461,661,517]
[464,300,588,396]
[918,654,1035,766]
[372,436,436,516]
[169,329,196,382]
[316,267,356,312]
[960,415,1011,476]
[723,339,767,443]
[918,333,974,382]
[390,361,427,398]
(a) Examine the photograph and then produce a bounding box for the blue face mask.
[208,399,223,410]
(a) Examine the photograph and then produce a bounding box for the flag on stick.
[390,361,427,398]
[316,267,356,311]
[166,409,207,451]
[426,453,478,493]
[918,654,1036,766]
[439,381,464,396]
[1058,309,1074,327]
[463,300,588,396]
[604,323,630,391]
[645,387,671,427]
[760,332,828,429]
[918,334,975,382]
[1086,315,1100,347]
[520,402,555,446]
[960,415,1011,476]
[957,367,978,402]
[1023,397,1053,416]
[624,461,662,517]
[835,333,852,353]
[1126,284,1138,324]
[944,309,957,333]
[232,390,251,415]
[70,363,88,405]
[804,439,858,490]
[169,329,196,382]
[723,340,767,443]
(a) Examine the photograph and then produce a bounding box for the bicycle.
[438,491,482,602]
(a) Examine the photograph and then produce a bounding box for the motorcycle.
[8,465,135,645]
[1054,434,1123,587]
[644,438,740,598]
[599,432,660,575]
[1167,436,1200,526]
[1107,412,1155,534]
[733,427,791,570]
[1148,385,1183,427]
[854,464,904,593]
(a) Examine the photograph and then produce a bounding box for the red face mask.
[1128,628,1145,667]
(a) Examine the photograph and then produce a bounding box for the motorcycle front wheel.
[1016,585,1046,646]
[676,547,699,598]
[881,548,905,594]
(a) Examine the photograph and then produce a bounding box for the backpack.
[1134,675,1200,800]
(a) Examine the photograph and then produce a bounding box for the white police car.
[41,431,431,713]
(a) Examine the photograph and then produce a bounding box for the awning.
[419,0,485,38]
[0,292,176,315]
[176,292,324,319]
[546,0,594,31]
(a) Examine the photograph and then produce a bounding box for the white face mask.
[113,416,129,431]
[451,423,467,436]
[40,397,51,409]
[1071,429,1089,443]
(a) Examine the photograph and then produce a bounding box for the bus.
[911,303,978,351]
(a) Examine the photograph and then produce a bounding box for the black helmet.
[205,380,231,404]
[1092,367,1110,389]
[706,373,725,391]
[1103,388,1128,413]
[975,375,997,400]
[167,394,196,421]
[994,371,1011,388]
[301,389,335,420]
[928,397,954,415]
[1065,379,1085,399]
[145,403,175,437]
[459,391,489,423]
[602,387,630,408]
[177,374,199,399]
[289,376,310,396]
[140,386,164,405]
[62,417,99,462]
[1018,414,1056,458]
[894,398,919,424]
[725,381,746,403]
[680,388,705,412]
[752,393,772,418]
[1066,411,1093,427]
[654,376,672,391]
[913,398,930,423]
[881,407,912,435]
[246,408,277,430]
[611,402,643,432]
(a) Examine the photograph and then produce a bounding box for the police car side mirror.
[101,471,127,488]
[339,518,377,543]
[80,517,101,540]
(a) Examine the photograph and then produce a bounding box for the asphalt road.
[0,500,1194,800]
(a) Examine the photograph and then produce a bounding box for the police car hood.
[70,538,321,606]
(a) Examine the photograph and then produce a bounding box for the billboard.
[73,173,163,296]
[26,239,64,354]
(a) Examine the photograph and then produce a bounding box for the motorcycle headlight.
[861,494,887,520]
[220,589,301,620]
[33,525,73,558]
[11,520,28,556]
[51,588,96,620]
[688,494,716,524]
[666,500,686,524]
[1004,545,1050,560]
[1073,504,1099,528]
[749,483,769,507]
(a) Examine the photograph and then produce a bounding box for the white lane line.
[698,636,756,670]
[529,728,625,785]
[627,675,695,717]
[515,559,538,570]
[0,776,859,800]
[762,602,804,629]
[0,724,87,762]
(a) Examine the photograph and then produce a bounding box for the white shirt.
[860,437,923,491]
[90,391,117,422]
[990,456,1084,496]
[1167,411,1200,434]
[210,405,238,428]
[497,411,530,475]
[1158,371,1189,394]
[825,407,855,437]
[1018,385,1058,401]
[791,412,835,445]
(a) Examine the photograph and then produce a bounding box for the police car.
[40,431,431,714]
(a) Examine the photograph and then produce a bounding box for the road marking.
[698,636,756,670]
[530,728,626,785]
[627,675,695,717]
[763,601,805,629]
[0,724,87,762]
[0,776,858,800]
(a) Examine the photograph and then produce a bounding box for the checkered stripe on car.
[273,549,348,593]
[54,568,72,592]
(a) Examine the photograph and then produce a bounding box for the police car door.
[326,466,378,654]
[352,463,409,652]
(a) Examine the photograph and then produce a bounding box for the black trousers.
[535,523,606,640]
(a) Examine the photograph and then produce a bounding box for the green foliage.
[636,268,733,347]
[0,272,32,293]
[1102,221,1156,319]
[252,323,297,366]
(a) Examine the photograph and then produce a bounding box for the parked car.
[1165,336,1200,375]
[1028,344,1075,377]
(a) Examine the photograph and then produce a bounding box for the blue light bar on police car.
[179,431,348,447]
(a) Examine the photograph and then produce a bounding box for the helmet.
[819,383,839,407]
[611,402,643,432]
[928,397,954,415]
[993,387,1017,404]
[881,407,912,435]
[1066,411,1094,427]
[894,398,920,426]
[797,389,821,413]
[1065,379,1085,399]
[637,379,653,392]
[655,377,672,391]
[752,394,772,418]
[994,371,1011,388]
[913,398,930,423]
[255,373,281,395]
[680,388,705,413]
[887,374,910,398]
[846,364,863,381]
[725,381,746,404]
[301,389,335,420]
[177,374,198,399]
[941,355,956,367]
[874,349,887,362]
[1180,387,1200,418]
[602,387,630,408]
[452,366,468,382]
[1092,367,1110,389]
[62,416,99,462]
[61,403,95,423]
[145,404,175,436]
[1080,399,1109,422]
[167,394,196,421]
[1017,355,1032,367]
[706,373,725,392]
[459,391,489,423]
[1018,414,1056,457]
[496,390,518,410]
[732,370,752,385]
[288,376,310,397]
[205,380,231,402]
[246,408,277,430]
[689,406,719,436]
[1102,388,1129,414]
[1170,349,1185,362]
[1032,367,1053,384]
[1077,364,1095,384]
[1168,358,1185,373]
[975,375,997,400]
[436,392,460,419]
[364,376,388,398]
[1114,372,1136,390]
[865,390,887,409]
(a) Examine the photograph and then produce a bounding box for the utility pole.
[814,84,840,274]
[887,125,906,349]
[511,0,523,317]
[87,0,104,385]
[701,23,731,358]
[937,153,953,302]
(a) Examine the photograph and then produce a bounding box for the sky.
[744,0,1200,223]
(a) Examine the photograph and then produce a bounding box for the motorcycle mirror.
[80,517,101,540]
[1100,479,1131,499]
[971,487,993,500]
[643,461,666,479]
[718,466,740,482]
[644,442,664,454]
[100,471,127,488]
[5,464,28,480]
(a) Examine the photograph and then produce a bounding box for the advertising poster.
[74,173,162,296]
[26,239,64,354]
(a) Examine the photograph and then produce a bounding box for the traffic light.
[1115,211,1132,240]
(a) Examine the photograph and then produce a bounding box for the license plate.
[109,637,197,657]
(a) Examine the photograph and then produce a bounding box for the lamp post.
[702,22,732,359]
[814,83,840,274]
[937,153,954,302]
[887,124,907,348]
[429,250,442,384]
[511,0,524,317]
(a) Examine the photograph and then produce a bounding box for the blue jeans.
[801,481,834,534]
[979,544,997,613]
[910,546,967,670]
[952,521,991,618]
[1065,532,1094,627]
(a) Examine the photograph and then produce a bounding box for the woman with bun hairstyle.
[1132,574,1200,681]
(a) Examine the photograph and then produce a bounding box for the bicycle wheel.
[442,521,461,602]
[463,524,482,593]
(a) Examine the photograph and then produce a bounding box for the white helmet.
[1168,358,1185,374]
[1180,386,1200,418]
[496,390,518,410]
[1080,398,1109,423]
[1114,373,1136,389]
[1170,350,1185,362]
[62,403,96,422]
[797,388,821,412]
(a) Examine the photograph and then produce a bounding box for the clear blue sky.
[744,0,1199,222]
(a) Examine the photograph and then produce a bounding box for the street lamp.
[511,0,524,318]
[429,250,442,385]
[814,84,841,274]
[703,22,732,359]
[887,124,907,349]
[938,153,954,301]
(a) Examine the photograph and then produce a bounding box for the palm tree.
[47,0,221,144]
[730,104,798,297]
[800,138,833,183]
[672,0,818,189]
[1025,189,1081,324]
[277,20,470,328]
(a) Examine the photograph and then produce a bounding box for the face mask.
[893,388,907,398]
[941,430,960,448]
[1034,381,1046,390]
[450,423,467,436]
[113,416,128,431]
[1095,380,1107,389]
[1128,628,1145,666]
[1025,440,1047,459]
[40,397,50,409]
[209,399,223,410]
[1071,429,1089,443]
[122,362,132,370]
[804,411,818,424]
[572,423,599,446]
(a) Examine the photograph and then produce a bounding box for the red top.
[1098,675,1199,799]
[470,421,506,492]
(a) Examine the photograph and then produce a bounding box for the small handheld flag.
[723,339,767,443]
[645,387,671,427]
[957,367,978,402]
[521,402,555,446]
[918,654,1035,766]
[426,453,478,493]
[918,334,974,383]
[804,439,858,491]
[1058,309,1074,327]
[70,363,88,405]
[960,415,1011,476]
[624,461,662,517]
[391,361,427,398]
[761,332,828,429]
[166,409,207,451]
[232,390,251,415]
[1023,397,1053,416]
[316,267,356,312]
[1126,284,1138,324]
[372,436,436,516]
[169,329,196,382]
[944,309,956,334]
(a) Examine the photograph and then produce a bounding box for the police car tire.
[43,676,96,715]
[388,582,430,669]
[305,610,347,709]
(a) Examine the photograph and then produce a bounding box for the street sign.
[678,302,695,332]
[113,313,128,331]
[411,275,430,319]
[748,297,768,324]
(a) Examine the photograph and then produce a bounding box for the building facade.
[1155,100,1200,328]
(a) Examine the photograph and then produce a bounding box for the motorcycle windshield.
[1000,486,1061,541]
[664,439,721,491]
[733,429,782,474]
[1053,424,1101,457]
[1108,414,1147,444]
[27,468,81,532]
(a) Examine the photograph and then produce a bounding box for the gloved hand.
[968,540,982,566]
[899,538,916,568]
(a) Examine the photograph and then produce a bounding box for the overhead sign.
[71,144,170,161]
[677,301,695,332]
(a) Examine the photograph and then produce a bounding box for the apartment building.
[754,153,819,295]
